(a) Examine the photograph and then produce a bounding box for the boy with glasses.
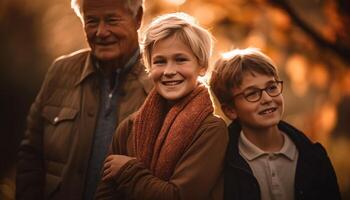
[210,48,340,200]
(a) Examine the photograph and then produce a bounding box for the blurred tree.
[0,0,48,180]
[267,0,350,65]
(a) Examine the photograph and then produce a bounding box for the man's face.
[83,0,142,62]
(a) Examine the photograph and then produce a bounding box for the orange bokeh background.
[1,0,349,199]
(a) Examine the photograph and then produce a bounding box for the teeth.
[260,108,275,114]
[162,80,182,86]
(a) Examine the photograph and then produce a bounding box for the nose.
[163,63,177,76]
[96,22,109,38]
[260,90,272,104]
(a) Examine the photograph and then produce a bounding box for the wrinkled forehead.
[82,0,128,12]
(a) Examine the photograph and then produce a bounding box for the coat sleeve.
[94,115,135,200]
[95,115,228,200]
[16,63,55,200]
[315,143,341,200]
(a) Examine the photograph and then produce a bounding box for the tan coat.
[16,49,153,200]
[95,114,229,200]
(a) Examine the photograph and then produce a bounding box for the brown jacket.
[16,49,152,200]
[95,114,229,200]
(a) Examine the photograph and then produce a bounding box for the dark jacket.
[16,49,153,200]
[224,120,341,200]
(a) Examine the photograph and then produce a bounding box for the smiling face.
[83,0,142,62]
[149,35,206,102]
[224,72,284,131]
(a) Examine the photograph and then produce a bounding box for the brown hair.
[210,48,280,107]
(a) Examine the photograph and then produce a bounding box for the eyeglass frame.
[232,80,284,103]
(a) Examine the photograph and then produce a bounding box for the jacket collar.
[226,120,252,172]
[75,49,141,86]
[75,51,96,86]
[277,121,316,156]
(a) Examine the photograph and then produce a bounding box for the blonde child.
[95,13,228,200]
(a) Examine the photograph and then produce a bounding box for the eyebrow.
[152,53,189,59]
[151,55,165,60]
[84,15,97,19]
[105,14,121,18]
[84,12,121,18]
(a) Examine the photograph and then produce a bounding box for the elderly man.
[16,0,152,199]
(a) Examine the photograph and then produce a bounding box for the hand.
[102,155,134,181]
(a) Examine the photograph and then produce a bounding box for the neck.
[99,59,124,77]
[241,125,284,152]
[95,49,138,80]
[96,58,126,91]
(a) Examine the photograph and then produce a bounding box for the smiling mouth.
[259,107,277,115]
[95,39,118,45]
[161,80,184,86]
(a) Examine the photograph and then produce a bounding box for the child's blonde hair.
[141,12,213,73]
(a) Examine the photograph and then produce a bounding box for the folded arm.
[95,117,228,200]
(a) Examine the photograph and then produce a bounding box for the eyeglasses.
[233,81,283,102]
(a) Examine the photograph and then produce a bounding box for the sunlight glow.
[286,54,308,96]
[163,0,186,6]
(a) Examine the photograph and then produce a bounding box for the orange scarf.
[133,85,213,180]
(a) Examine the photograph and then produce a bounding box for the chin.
[162,94,182,101]
[260,120,280,128]
[247,117,279,128]
[157,88,182,100]
[96,55,119,62]
[93,49,121,61]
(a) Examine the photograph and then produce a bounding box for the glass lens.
[244,89,261,102]
[266,82,281,96]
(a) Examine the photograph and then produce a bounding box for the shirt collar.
[122,48,140,74]
[76,48,140,86]
[238,130,298,161]
[278,132,298,161]
[239,131,266,161]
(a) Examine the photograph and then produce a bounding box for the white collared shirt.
[238,131,299,200]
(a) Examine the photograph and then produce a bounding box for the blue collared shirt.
[84,49,140,200]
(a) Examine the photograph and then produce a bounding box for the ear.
[135,7,143,30]
[199,67,207,76]
[222,104,237,120]
[147,69,153,77]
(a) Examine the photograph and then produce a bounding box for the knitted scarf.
[133,84,213,180]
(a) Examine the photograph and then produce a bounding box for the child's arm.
[94,116,134,200]
[102,155,135,181]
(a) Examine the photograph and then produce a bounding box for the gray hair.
[142,12,213,73]
[71,0,143,21]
